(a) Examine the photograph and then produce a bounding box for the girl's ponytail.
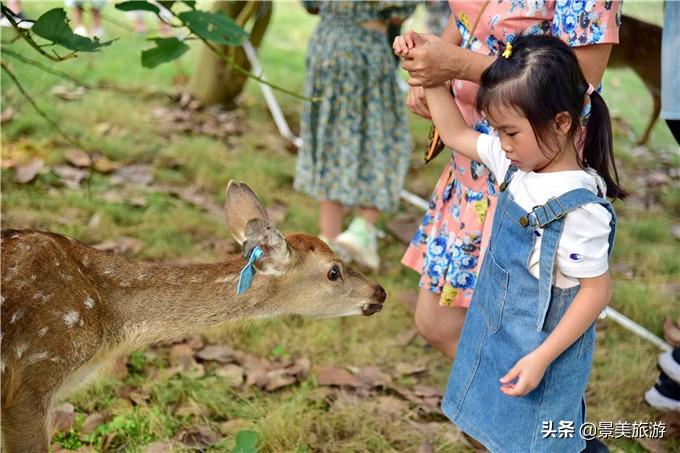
[582,90,627,200]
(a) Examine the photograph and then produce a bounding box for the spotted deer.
[0,181,386,453]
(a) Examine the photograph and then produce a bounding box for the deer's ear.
[242,219,290,276]
[225,181,269,245]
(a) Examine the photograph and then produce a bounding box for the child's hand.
[499,351,550,397]
[393,30,426,57]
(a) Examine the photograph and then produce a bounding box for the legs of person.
[8,0,21,14]
[90,0,106,37]
[414,287,467,360]
[319,200,344,240]
[358,207,380,225]
[67,0,86,36]
[335,206,381,270]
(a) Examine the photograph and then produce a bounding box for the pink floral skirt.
[401,152,498,308]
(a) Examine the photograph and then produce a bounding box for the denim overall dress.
[441,167,616,452]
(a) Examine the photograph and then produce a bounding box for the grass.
[1,1,679,452]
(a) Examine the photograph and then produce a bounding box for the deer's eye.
[327,264,341,282]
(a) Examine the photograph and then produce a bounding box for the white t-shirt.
[477,134,612,288]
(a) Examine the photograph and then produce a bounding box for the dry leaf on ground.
[50,403,75,434]
[15,158,45,184]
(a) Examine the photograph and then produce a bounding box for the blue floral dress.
[295,1,415,213]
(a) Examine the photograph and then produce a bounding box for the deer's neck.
[94,255,279,348]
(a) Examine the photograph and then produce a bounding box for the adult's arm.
[406,14,462,118]
[401,37,494,87]
[573,43,613,87]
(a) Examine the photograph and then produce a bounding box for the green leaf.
[183,1,197,9]
[232,430,259,453]
[141,37,189,68]
[115,1,160,14]
[158,1,175,9]
[178,10,248,46]
[32,8,113,52]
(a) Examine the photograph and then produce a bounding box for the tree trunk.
[189,1,273,110]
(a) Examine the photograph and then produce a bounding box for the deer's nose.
[373,285,387,303]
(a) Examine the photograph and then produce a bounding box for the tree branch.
[164,7,314,102]
[1,61,81,146]
[0,4,77,62]
[2,47,170,99]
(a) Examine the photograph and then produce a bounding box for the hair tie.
[502,42,512,59]
[586,84,595,96]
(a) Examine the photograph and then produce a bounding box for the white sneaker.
[73,25,88,37]
[645,386,680,412]
[335,217,379,271]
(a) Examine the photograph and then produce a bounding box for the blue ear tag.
[237,246,264,295]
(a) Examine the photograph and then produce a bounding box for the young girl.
[396,33,624,451]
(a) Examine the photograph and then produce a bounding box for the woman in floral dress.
[400,0,623,359]
[295,1,415,270]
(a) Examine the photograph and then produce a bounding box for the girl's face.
[486,104,564,173]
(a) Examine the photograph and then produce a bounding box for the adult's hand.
[406,86,431,119]
[401,34,460,87]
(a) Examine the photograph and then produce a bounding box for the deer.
[0,181,387,453]
[608,14,662,145]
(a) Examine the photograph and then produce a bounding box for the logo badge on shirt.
[569,253,583,262]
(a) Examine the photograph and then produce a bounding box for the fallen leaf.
[53,165,88,189]
[92,154,121,174]
[214,364,244,387]
[81,412,108,434]
[88,212,102,229]
[233,350,273,373]
[305,387,335,405]
[143,441,179,453]
[395,362,427,377]
[413,384,442,399]
[1,107,15,123]
[15,158,45,183]
[285,357,311,380]
[218,419,250,436]
[110,164,154,186]
[128,196,147,207]
[93,237,143,255]
[184,335,206,351]
[314,365,363,388]
[51,85,86,101]
[1,157,16,169]
[170,344,195,366]
[118,385,150,406]
[174,398,208,418]
[375,395,408,418]
[196,345,234,364]
[672,224,680,242]
[102,190,124,203]
[64,148,92,167]
[50,403,75,434]
[174,426,220,449]
[163,186,221,216]
[264,369,297,391]
[352,365,392,387]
